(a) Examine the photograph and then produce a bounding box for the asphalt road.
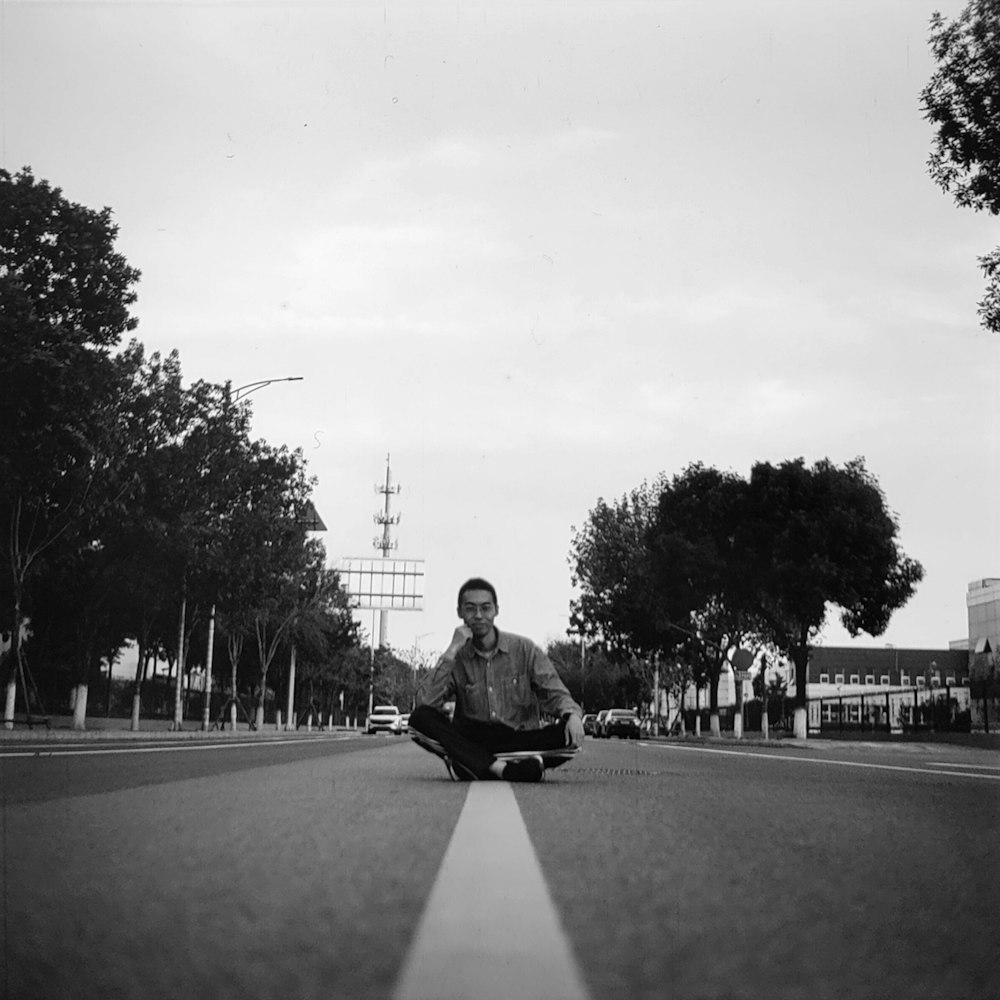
[1,733,997,1000]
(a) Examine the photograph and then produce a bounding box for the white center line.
[393,782,591,1000]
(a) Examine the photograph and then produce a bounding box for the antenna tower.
[373,453,402,646]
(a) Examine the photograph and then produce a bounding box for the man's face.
[458,589,498,639]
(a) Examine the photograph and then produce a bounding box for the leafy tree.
[1,168,141,725]
[569,477,668,657]
[744,458,924,738]
[922,0,1000,332]
[284,572,359,726]
[371,646,417,711]
[648,464,762,735]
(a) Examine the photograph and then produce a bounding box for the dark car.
[582,713,598,736]
[603,708,640,739]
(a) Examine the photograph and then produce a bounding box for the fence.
[806,686,971,736]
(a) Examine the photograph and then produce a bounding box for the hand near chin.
[446,625,472,657]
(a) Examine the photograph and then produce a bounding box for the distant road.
[2,735,997,999]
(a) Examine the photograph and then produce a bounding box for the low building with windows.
[799,646,970,734]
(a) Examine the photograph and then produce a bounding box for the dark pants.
[409,705,570,779]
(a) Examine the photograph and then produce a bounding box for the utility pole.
[373,454,401,649]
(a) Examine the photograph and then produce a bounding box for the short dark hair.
[457,577,498,609]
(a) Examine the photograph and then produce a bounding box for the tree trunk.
[202,605,215,731]
[173,595,186,729]
[130,639,145,732]
[5,594,26,730]
[255,667,267,730]
[793,705,807,740]
[72,683,89,730]
[792,636,810,740]
[3,678,16,730]
[708,661,722,737]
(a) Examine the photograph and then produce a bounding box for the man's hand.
[564,713,585,747]
[444,625,472,658]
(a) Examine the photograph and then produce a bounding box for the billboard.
[338,557,425,611]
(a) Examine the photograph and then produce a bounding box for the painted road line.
[928,761,1000,771]
[393,782,591,1000]
[640,742,1000,782]
[0,735,356,758]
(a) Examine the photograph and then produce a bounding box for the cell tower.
[373,453,402,647]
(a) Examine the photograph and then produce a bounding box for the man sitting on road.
[409,577,585,783]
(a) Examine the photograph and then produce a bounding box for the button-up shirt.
[415,629,581,730]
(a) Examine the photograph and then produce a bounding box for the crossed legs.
[408,705,573,780]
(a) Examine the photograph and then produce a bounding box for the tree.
[1,168,141,726]
[922,0,1000,332]
[744,458,924,738]
[648,464,763,735]
[569,477,668,657]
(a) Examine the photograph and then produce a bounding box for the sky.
[3,0,997,664]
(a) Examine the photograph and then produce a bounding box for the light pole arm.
[229,377,303,403]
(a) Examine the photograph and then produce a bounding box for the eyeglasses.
[461,602,495,615]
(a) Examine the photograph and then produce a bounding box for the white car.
[366,705,403,735]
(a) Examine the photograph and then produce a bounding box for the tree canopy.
[569,457,923,737]
[2,167,362,729]
[922,0,1000,332]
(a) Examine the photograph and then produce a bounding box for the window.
[835,673,845,684]
[916,677,926,688]
[901,673,911,686]
[850,674,860,684]
[880,675,890,685]
[946,676,956,685]
[865,675,876,685]
[819,673,830,684]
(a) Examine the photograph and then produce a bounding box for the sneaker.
[503,755,545,783]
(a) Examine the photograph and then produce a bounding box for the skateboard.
[410,732,580,781]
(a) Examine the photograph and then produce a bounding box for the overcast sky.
[4,0,997,662]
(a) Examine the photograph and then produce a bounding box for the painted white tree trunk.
[72,683,89,730]
[130,692,142,731]
[793,705,808,739]
[710,712,721,737]
[4,679,16,729]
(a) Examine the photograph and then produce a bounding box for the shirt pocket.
[498,674,533,719]
[459,680,490,718]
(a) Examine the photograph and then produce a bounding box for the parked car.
[594,709,611,738]
[603,708,641,740]
[366,705,403,735]
[399,713,410,732]
[582,713,598,736]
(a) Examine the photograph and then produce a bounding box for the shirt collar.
[469,627,509,658]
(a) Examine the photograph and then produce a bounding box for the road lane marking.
[393,782,591,1000]
[0,735,357,758]
[640,742,1000,781]
[928,761,1000,771]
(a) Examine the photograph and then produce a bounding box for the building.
[967,578,1000,730]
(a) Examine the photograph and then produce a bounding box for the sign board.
[734,670,751,682]
[338,557,424,611]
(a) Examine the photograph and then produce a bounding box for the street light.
[228,377,303,403]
